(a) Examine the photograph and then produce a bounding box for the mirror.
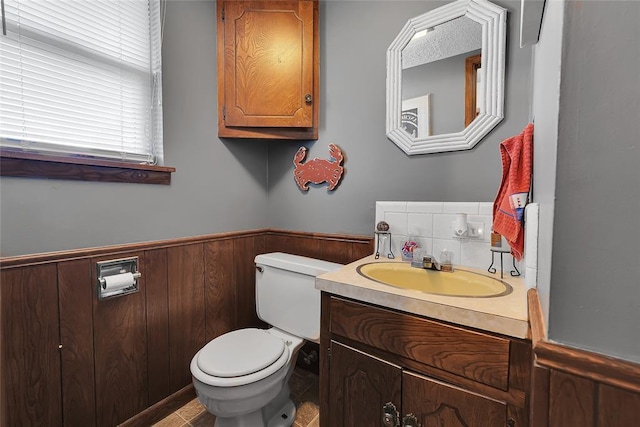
[386,0,507,155]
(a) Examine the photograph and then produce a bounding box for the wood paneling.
[58,259,96,427]
[233,234,266,329]
[598,383,640,425]
[0,228,372,426]
[529,364,550,427]
[0,265,62,427]
[145,248,171,405]
[265,230,374,265]
[92,252,148,427]
[167,243,206,393]
[205,239,235,342]
[549,371,594,427]
[529,289,640,426]
[535,340,640,394]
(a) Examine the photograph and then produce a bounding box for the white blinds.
[0,0,163,164]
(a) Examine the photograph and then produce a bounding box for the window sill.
[0,150,175,185]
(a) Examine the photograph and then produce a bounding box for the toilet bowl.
[190,252,342,427]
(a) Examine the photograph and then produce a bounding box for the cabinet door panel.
[223,1,314,128]
[403,371,506,427]
[329,341,401,427]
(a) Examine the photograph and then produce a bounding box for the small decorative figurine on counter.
[374,221,394,259]
[293,143,344,191]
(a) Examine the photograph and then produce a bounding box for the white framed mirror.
[386,0,507,155]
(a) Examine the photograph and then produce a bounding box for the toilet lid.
[197,328,286,378]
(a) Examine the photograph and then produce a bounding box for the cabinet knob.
[382,402,399,427]
[305,93,313,105]
[403,413,421,427]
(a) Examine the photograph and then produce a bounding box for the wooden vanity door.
[329,341,402,427]
[402,371,507,427]
[222,1,314,128]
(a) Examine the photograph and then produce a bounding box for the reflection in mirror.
[386,0,506,155]
[402,17,481,135]
[465,53,482,126]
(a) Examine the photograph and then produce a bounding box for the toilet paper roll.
[102,272,135,292]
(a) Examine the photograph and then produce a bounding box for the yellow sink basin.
[357,262,512,298]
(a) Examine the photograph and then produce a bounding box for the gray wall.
[547,1,640,363]
[267,0,532,236]
[0,1,269,257]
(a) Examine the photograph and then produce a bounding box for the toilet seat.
[192,328,290,387]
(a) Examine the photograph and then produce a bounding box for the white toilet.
[190,252,342,427]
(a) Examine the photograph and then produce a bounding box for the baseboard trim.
[120,385,196,427]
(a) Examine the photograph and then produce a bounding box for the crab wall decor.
[293,143,345,191]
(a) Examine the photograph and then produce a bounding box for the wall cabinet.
[321,295,531,427]
[217,0,319,139]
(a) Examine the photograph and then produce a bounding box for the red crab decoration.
[293,144,345,191]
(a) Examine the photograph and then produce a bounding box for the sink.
[356,262,512,298]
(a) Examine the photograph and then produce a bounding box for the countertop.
[316,255,529,339]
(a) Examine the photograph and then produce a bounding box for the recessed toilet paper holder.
[97,257,141,300]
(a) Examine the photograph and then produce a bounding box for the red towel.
[493,123,534,261]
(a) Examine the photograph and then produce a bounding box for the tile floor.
[152,368,319,427]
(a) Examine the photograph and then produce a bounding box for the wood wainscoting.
[527,289,640,426]
[0,229,373,427]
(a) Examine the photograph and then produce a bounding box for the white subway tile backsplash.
[442,202,480,214]
[432,214,456,239]
[374,201,537,286]
[408,213,433,237]
[377,201,407,213]
[407,202,444,213]
[479,202,494,216]
[461,241,493,270]
[469,215,492,242]
[384,212,408,236]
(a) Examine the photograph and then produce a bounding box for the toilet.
[190,252,342,427]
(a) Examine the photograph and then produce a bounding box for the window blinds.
[0,0,163,164]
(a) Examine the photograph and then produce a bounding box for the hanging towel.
[493,123,534,261]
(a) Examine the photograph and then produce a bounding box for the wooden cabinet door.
[223,0,314,127]
[402,371,507,427]
[329,341,402,427]
[217,0,319,139]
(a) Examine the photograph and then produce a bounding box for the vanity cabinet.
[320,295,531,427]
[217,0,319,139]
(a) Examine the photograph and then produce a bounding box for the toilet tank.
[255,252,342,343]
